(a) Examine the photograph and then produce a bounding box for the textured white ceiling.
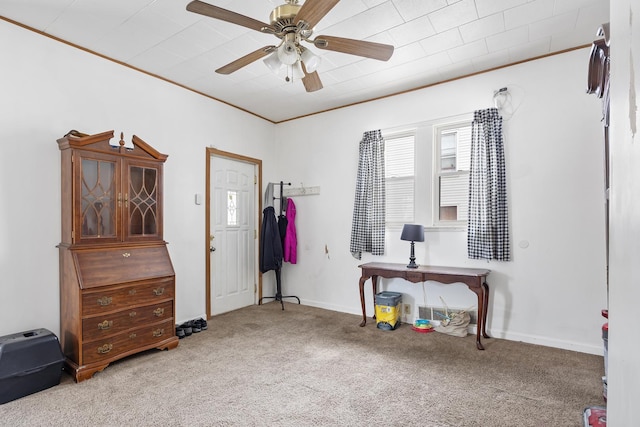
[0,0,609,122]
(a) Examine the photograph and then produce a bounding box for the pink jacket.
[283,198,297,264]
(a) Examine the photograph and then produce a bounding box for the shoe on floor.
[194,318,208,331]
[175,325,186,339]
[180,322,192,336]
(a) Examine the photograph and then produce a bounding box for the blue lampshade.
[400,224,424,242]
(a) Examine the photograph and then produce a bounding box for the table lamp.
[401,224,424,269]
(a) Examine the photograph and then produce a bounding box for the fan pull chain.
[285,64,292,83]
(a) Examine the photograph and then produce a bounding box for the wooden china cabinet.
[57,130,178,382]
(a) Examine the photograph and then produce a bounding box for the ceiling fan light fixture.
[277,40,299,65]
[301,48,321,73]
[186,0,395,93]
[263,51,284,74]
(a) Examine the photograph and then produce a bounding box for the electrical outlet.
[403,304,411,315]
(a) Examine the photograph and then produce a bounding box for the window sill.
[425,226,466,232]
[386,224,466,232]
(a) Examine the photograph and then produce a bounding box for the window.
[384,132,415,224]
[227,190,238,226]
[382,115,471,230]
[434,122,472,226]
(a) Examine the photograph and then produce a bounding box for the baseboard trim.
[490,330,603,355]
[295,299,604,356]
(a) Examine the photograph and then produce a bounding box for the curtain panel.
[350,130,386,259]
[467,108,510,261]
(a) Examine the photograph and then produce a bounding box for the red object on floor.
[411,326,435,333]
[583,406,606,427]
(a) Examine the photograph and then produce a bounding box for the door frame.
[205,148,263,319]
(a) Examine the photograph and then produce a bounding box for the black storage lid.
[0,329,64,379]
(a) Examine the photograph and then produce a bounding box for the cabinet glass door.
[80,158,116,240]
[127,163,161,239]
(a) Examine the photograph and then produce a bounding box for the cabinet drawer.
[82,278,174,317]
[82,300,174,341]
[74,245,174,289]
[82,318,174,365]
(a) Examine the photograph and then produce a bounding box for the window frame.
[432,121,472,228]
[381,113,472,232]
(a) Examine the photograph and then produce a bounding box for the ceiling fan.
[186,0,395,92]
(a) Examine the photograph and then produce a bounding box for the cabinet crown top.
[57,129,168,161]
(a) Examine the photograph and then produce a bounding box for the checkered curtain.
[467,108,510,261]
[350,130,386,259]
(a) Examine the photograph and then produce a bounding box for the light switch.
[195,193,202,205]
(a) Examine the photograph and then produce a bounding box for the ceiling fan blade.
[301,63,323,92]
[216,46,276,75]
[314,35,394,61]
[294,0,341,30]
[186,1,273,33]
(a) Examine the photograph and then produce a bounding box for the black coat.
[278,214,288,249]
[260,206,283,273]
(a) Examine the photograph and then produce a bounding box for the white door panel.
[210,156,256,315]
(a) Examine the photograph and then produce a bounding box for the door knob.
[210,246,216,252]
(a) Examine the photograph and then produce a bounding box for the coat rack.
[259,181,300,310]
[283,184,321,197]
[276,180,290,216]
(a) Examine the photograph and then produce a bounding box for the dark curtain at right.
[467,108,510,261]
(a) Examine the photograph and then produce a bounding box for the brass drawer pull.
[129,333,137,339]
[153,288,165,296]
[98,320,113,330]
[97,296,112,306]
[153,307,165,317]
[153,329,164,337]
[97,343,113,354]
[122,252,131,258]
[129,311,137,317]
[129,289,137,296]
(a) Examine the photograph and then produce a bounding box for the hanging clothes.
[283,198,297,264]
[277,193,288,251]
[264,182,275,208]
[277,213,288,250]
[259,206,282,273]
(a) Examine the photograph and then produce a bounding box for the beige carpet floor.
[0,302,605,426]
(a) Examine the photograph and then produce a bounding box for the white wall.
[275,48,608,354]
[607,0,640,423]
[0,20,276,337]
[0,18,608,358]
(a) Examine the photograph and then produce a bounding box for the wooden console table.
[358,262,491,350]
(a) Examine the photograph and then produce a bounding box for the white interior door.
[210,156,257,315]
